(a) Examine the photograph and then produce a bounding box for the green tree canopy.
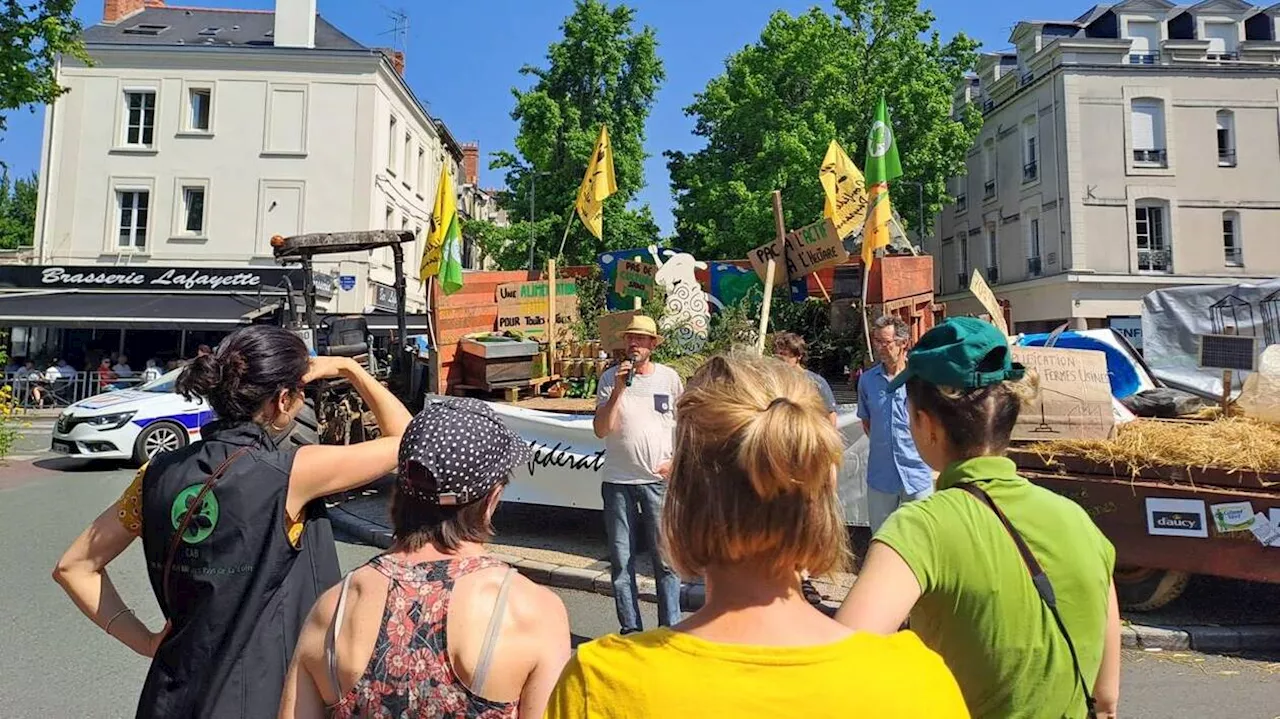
[667,0,981,260]
[483,0,665,269]
[0,0,88,139]
[0,171,38,249]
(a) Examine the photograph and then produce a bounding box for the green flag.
[439,214,463,296]
[865,95,902,185]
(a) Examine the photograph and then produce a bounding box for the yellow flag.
[420,164,456,281]
[819,140,868,241]
[575,124,617,240]
[862,185,893,268]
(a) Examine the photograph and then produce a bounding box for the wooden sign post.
[756,190,786,355]
[547,259,557,372]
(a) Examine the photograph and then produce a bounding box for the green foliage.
[0,344,19,459]
[491,0,665,269]
[0,1,89,140]
[667,0,982,260]
[768,296,865,378]
[0,171,38,249]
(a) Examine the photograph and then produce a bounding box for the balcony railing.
[983,180,997,199]
[1138,248,1171,273]
[1027,256,1043,277]
[1133,148,1168,167]
[1023,161,1038,183]
[958,272,969,290]
[982,99,995,113]
[955,194,967,213]
[987,266,1000,284]
[1019,71,1034,87]
[1208,52,1239,61]
[1225,246,1243,267]
[1128,52,1160,65]
[1218,148,1237,167]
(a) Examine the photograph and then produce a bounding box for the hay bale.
[1030,417,1280,477]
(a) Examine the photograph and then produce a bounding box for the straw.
[1030,417,1280,481]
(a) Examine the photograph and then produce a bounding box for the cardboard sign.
[597,310,640,354]
[1010,346,1114,441]
[747,236,790,287]
[784,218,847,278]
[496,280,580,341]
[614,260,657,300]
[969,270,1009,337]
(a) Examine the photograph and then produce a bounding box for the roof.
[83,6,364,51]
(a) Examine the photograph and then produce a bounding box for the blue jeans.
[601,481,682,632]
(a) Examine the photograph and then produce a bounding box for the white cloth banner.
[487,403,870,527]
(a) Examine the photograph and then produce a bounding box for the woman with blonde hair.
[836,318,1121,718]
[545,352,968,718]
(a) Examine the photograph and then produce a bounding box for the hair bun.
[176,352,220,400]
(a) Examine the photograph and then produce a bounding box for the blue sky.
[0,0,1070,234]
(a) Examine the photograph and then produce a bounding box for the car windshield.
[140,367,184,394]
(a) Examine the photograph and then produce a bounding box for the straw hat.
[622,315,663,343]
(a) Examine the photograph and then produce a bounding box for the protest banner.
[497,279,580,341]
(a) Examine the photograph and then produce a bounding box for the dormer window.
[1124,19,1161,63]
[1204,22,1239,60]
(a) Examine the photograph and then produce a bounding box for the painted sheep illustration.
[648,245,724,353]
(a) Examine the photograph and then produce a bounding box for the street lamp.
[513,164,551,272]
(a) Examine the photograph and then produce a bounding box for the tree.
[0,171,39,249]
[0,0,88,141]
[667,0,981,260]
[483,0,665,269]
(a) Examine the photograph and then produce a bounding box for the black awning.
[363,313,432,334]
[0,292,281,329]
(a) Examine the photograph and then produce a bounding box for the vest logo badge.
[170,485,220,544]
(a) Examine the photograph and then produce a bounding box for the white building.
[7,0,479,366]
[931,0,1280,342]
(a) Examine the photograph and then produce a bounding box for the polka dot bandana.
[397,395,533,506]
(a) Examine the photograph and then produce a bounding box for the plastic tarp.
[1142,280,1280,400]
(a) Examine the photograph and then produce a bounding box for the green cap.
[886,317,1025,392]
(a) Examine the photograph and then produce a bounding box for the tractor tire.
[1115,566,1191,612]
[283,398,321,448]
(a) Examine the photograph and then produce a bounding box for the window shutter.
[1131,100,1162,150]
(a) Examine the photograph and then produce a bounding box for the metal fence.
[3,371,147,409]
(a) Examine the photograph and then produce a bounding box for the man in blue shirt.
[857,315,934,531]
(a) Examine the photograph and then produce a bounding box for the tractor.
[269,230,425,448]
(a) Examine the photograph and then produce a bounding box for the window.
[388,116,398,173]
[959,235,970,284]
[123,24,169,36]
[182,186,206,235]
[986,225,999,283]
[385,205,395,229]
[1126,20,1160,63]
[1131,99,1167,167]
[983,141,997,199]
[1135,202,1170,272]
[117,191,149,249]
[404,134,413,183]
[1223,212,1242,266]
[198,26,221,37]
[188,89,211,131]
[418,147,427,192]
[1026,217,1042,277]
[1216,110,1236,167]
[1022,117,1039,182]
[1204,22,1239,60]
[124,91,156,147]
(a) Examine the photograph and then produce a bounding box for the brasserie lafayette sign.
[0,265,302,294]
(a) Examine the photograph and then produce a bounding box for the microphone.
[625,352,639,387]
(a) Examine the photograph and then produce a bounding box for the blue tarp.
[1018,331,1144,399]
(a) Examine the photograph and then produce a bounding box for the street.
[1,425,1276,718]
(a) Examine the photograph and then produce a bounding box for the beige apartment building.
[931,0,1280,344]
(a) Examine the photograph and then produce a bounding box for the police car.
[51,368,215,465]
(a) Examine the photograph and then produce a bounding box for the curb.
[329,505,1277,648]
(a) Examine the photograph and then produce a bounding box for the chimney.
[103,0,149,24]
[461,143,480,185]
[273,0,316,49]
[377,48,405,75]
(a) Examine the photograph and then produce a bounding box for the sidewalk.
[328,489,1280,653]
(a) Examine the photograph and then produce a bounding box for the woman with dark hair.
[836,318,1121,718]
[53,324,412,719]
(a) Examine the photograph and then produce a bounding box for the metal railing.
[1133,148,1168,166]
[1208,52,1239,61]
[984,179,997,199]
[1218,149,1237,167]
[1129,52,1160,65]
[1225,246,1244,267]
[1138,248,1171,272]
[2,371,147,409]
[1027,256,1043,277]
[955,194,967,213]
[957,272,969,290]
[987,266,1000,284]
[1023,161,1038,182]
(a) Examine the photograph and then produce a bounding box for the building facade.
[931,0,1280,341]
[13,0,479,370]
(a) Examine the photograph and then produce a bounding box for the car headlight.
[84,411,136,431]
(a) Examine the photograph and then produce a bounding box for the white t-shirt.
[596,363,683,485]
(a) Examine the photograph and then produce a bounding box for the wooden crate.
[460,351,533,386]
[866,255,934,304]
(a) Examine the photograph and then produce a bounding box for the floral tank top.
[330,555,519,719]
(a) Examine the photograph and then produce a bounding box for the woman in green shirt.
[836,318,1121,719]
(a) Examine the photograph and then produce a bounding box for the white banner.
[488,403,869,527]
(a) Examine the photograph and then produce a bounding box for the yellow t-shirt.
[544,627,969,719]
[115,464,305,548]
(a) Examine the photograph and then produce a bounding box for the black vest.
[137,421,341,719]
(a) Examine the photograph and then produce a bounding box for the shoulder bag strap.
[956,482,1097,719]
[162,446,253,611]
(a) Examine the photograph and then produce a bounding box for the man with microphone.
[593,315,684,633]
